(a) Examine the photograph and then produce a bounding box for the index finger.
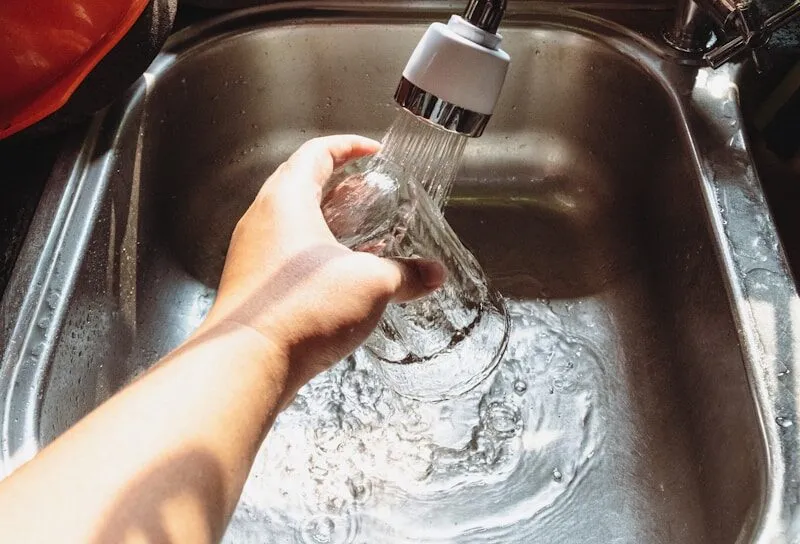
[283,135,381,196]
[254,135,382,242]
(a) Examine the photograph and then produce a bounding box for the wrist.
[189,316,294,405]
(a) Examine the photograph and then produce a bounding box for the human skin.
[0,135,445,544]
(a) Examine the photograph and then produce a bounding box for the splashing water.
[225,300,607,543]
[321,109,506,400]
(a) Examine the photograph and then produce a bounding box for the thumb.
[379,258,447,303]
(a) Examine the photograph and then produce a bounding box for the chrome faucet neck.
[665,0,800,71]
[462,0,507,34]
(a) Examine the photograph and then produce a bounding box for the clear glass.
[321,111,509,400]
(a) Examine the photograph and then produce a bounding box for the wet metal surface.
[1,3,799,542]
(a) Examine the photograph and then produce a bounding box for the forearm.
[0,134,436,544]
[0,320,287,544]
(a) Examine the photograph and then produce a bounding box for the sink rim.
[0,4,797,542]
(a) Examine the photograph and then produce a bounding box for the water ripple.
[227,300,608,543]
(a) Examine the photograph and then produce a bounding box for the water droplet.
[346,473,372,504]
[484,402,521,437]
[776,416,794,428]
[303,516,335,543]
[552,468,563,482]
[513,380,527,395]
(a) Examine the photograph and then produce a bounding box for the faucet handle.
[705,0,800,70]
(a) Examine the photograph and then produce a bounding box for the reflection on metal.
[394,77,492,136]
[0,4,797,542]
[462,0,507,34]
[666,0,799,71]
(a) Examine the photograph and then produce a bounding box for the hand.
[201,135,446,401]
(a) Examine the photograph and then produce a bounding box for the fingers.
[283,135,381,196]
[252,135,381,243]
[379,258,447,303]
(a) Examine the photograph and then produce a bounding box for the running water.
[321,109,507,400]
[377,111,468,208]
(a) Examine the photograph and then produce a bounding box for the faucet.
[665,0,800,71]
[393,0,511,136]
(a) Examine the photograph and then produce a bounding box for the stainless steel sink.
[2,3,799,542]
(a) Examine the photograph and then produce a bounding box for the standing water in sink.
[229,300,607,543]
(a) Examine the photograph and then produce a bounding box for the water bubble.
[346,472,372,505]
[513,380,527,395]
[552,468,563,482]
[303,516,336,543]
[776,416,794,428]
[484,402,521,437]
[551,377,575,393]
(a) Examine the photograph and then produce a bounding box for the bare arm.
[0,135,444,544]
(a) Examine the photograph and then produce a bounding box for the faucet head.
[393,14,510,137]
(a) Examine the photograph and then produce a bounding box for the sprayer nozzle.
[463,0,507,34]
[394,2,511,137]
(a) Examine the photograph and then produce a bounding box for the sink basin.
[2,4,799,542]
